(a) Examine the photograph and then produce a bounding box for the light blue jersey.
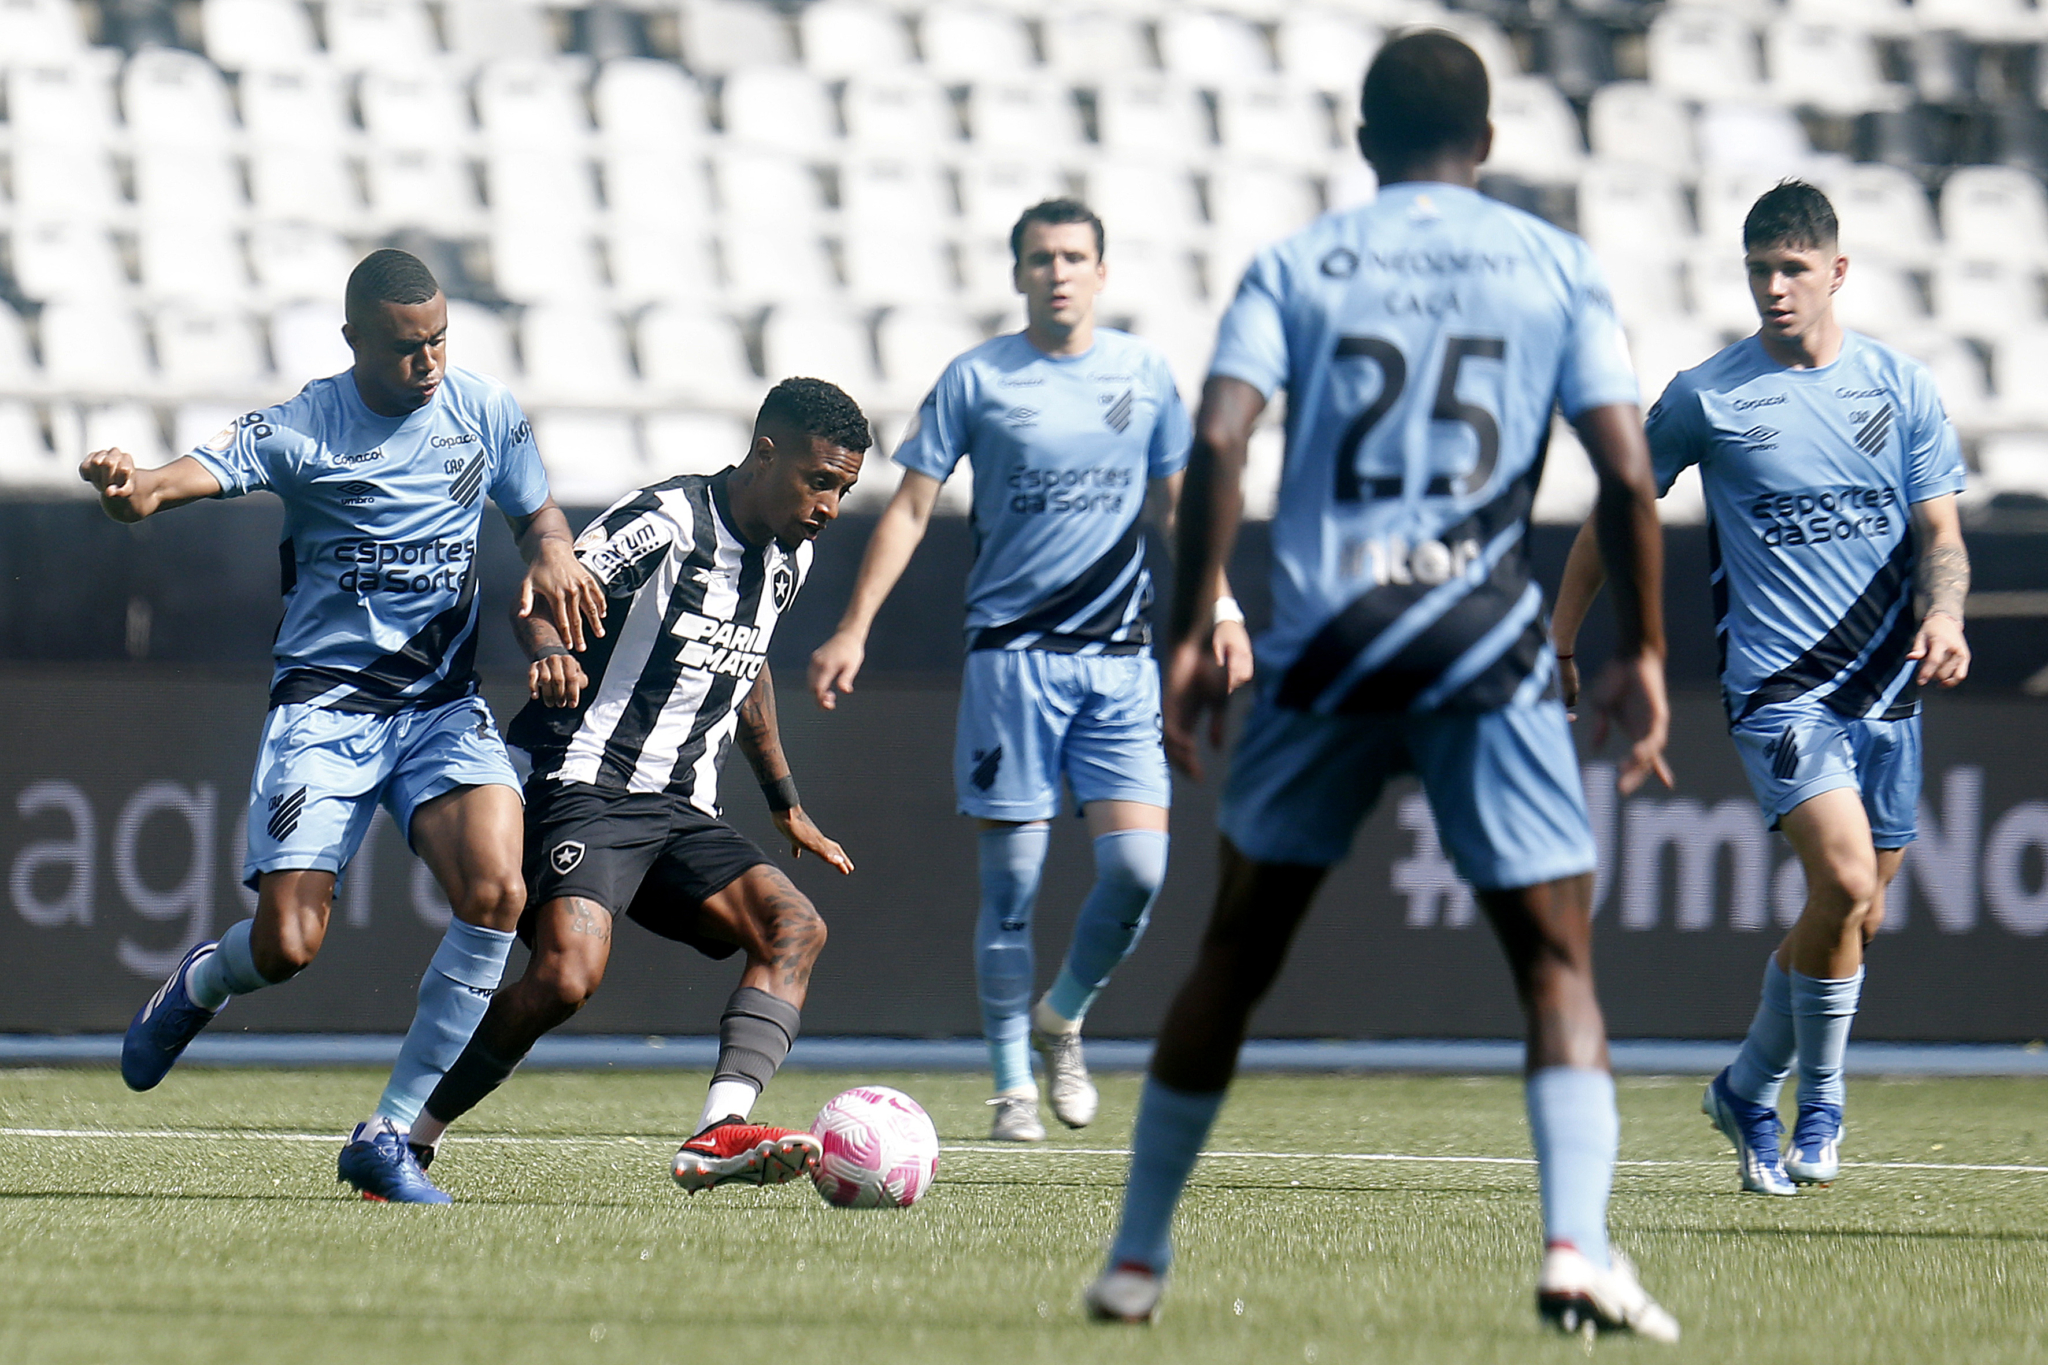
[1211,182,1638,713]
[895,329,1191,654]
[1647,331,1966,723]
[187,366,551,714]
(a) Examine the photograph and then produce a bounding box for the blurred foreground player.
[1086,34,1679,1339]
[1553,182,1970,1196]
[408,380,866,1193]
[810,200,1252,1141]
[84,249,602,1203]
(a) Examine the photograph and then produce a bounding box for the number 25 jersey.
[1211,182,1638,715]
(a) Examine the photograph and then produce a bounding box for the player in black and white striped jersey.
[405,379,869,1197]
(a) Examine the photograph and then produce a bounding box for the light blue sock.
[1725,956,1796,1107]
[374,919,516,1128]
[185,919,276,1009]
[1044,829,1168,1024]
[1107,1076,1226,1274]
[977,824,1049,1093]
[1525,1066,1617,1271]
[1791,967,1863,1109]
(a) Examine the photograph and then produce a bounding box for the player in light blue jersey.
[810,199,1253,1141]
[80,250,605,1202]
[1086,35,1679,1339]
[1555,182,1972,1197]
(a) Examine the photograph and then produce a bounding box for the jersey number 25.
[1333,335,1506,503]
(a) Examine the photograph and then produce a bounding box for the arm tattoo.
[513,607,568,660]
[755,869,824,988]
[735,665,791,785]
[1918,543,1971,622]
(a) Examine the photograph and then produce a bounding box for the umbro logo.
[1004,407,1038,426]
[267,786,307,842]
[1852,405,1892,457]
[1741,425,1778,450]
[1101,389,1134,433]
[549,841,585,875]
[340,480,376,506]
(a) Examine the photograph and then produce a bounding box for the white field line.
[1,1127,2045,1175]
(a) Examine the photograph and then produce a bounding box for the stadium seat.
[1629,318,1725,410]
[1686,242,1763,333]
[1576,162,1693,259]
[1695,103,1813,174]
[1214,83,1339,169]
[249,147,361,228]
[1042,9,1153,79]
[844,230,958,307]
[40,302,152,394]
[1326,158,1377,212]
[1094,78,1212,160]
[1083,158,1206,247]
[594,59,710,152]
[955,160,1067,237]
[122,49,238,149]
[1764,19,1907,115]
[1126,306,1219,407]
[4,56,120,148]
[1943,166,2048,265]
[1274,8,1382,98]
[1539,13,1619,102]
[1833,259,1926,338]
[476,60,594,151]
[445,299,519,383]
[1587,82,1696,175]
[1156,9,1273,86]
[875,306,985,404]
[0,0,85,61]
[1914,0,2043,42]
[1647,6,1766,103]
[842,156,956,227]
[801,0,914,77]
[642,410,751,478]
[519,304,640,404]
[608,227,721,306]
[1485,77,1586,184]
[1696,166,1800,247]
[1604,258,1689,332]
[443,0,555,63]
[9,145,122,223]
[712,148,828,230]
[324,0,443,70]
[1890,330,1993,427]
[8,221,131,303]
[678,0,797,72]
[533,411,646,507]
[1826,163,1939,266]
[1787,0,1913,37]
[0,401,72,493]
[957,235,1025,311]
[760,305,879,390]
[1430,13,1524,88]
[1976,430,2048,493]
[604,146,715,227]
[132,148,245,226]
[919,3,1037,82]
[1101,237,1200,317]
[964,77,1088,155]
[69,401,171,468]
[367,149,485,231]
[249,223,356,304]
[154,306,269,393]
[359,69,474,152]
[844,73,961,153]
[138,225,249,303]
[487,150,602,227]
[237,64,353,149]
[1935,258,2044,339]
[0,305,35,391]
[721,65,839,153]
[169,401,242,455]
[270,301,355,383]
[1207,164,1322,283]
[492,220,605,302]
[636,305,760,408]
[721,229,840,304]
[1531,419,1597,524]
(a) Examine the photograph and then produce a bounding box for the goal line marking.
[2,1127,2043,1175]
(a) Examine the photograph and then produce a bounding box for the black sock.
[712,987,802,1092]
[423,1039,526,1127]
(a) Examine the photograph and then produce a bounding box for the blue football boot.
[1784,1103,1844,1185]
[121,940,223,1092]
[337,1118,452,1204]
[1701,1068,1796,1196]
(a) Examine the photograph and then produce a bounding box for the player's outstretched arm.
[1151,470,1253,693]
[78,450,222,523]
[511,603,589,708]
[1572,402,1674,795]
[1909,494,1971,688]
[509,500,607,653]
[738,666,854,874]
[808,469,943,711]
[1163,376,1266,780]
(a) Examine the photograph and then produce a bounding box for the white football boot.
[1085,1262,1163,1323]
[1536,1246,1680,1344]
[987,1090,1046,1142]
[1030,1021,1099,1129]
[1784,1103,1844,1185]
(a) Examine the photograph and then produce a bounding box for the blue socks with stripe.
[1043,829,1168,1024]
[1525,1066,1617,1271]
[185,918,277,1009]
[1107,1076,1226,1273]
[976,824,1050,1094]
[1792,966,1863,1109]
[1727,956,1797,1107]
[375,918,516,1129]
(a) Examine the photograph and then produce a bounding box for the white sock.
[698,1079,760,1133]
[1032,994,1082,1036]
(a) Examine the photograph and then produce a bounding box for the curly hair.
[755,377,872,454]
[1360,30,1489,169]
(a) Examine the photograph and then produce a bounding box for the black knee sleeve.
[712,986,802,1091]
[423,1039,526,1126]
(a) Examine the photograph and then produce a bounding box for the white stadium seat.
[1647,6,1765,103]
[1786,0,1913,36]
[1934,258,2044,339]
[1686,242,1762,333]
[1094,78,1211,160]
[1604,258,1689,333]
[71,402,170,469]
[679,0,796,73]
[1083,159,1206,247]
[132,148,245,226]
[840,157,956,229]
[1827,164,1939,266]
[249,147,361,227]
[608,227,721,306]
[138,225,249,303]
[800,0,914,77]
[1429,13,1522,87]
[324,0,442,70]
[1992,330,2048,422]
[637,305,761,408]
[1694,103,1813,175]
[271,301,355,383]
[1206,164,1322,282]
[443,0,554,63]
[919,3,1037,82]
[1157,9,1273,86]
[712,148,827,232]
[1629,319,1724,412]
[0,306,36,390]
[1042,10,1153,79]
[172,402,243,455]
[534,411,646,508]
[5,57,120,148]
[842,73,961,150]
[40,302,152,393]
[957,235,1025,311]
[643,411,751,478]
[1764,19,1906,115]
[721,229,840,304]
[1975,430,2048,493]
[154,306,269,392]
[875,306,985,399]
[248,223,355,305]
[844,230,957,307]
[595,60,710,152]
[760,306,879,390]
[1325,158,1378,213]
[721,66,839,153]
[1275,8,1381,98]
[9,221,131,303]
[359,69,474,152]
[238,65,353,148]
[491,220,604,302]
[1485,77,1585,184]
[1100,237,1200,317]
[1587,83,1696,177]
[10,145,122,223]
[476,60,594,151]
[1943,167,2048,265]
[1889,330,1992,427]
[519,304,640,404]
[604,147,715,227]
[487,151,602,228]
[0,402,73,494]
[956,160,1067,237]
[1214,83,1339,169]
[965,78,1087,155]
[445,301,519,384]
[1915,0,2043,41]
[1695,167,1799,248]
[1576,162,1693,259]
[1833,260,1926,339]
[0,0,85,61]
[122,49,238,149]
[1126,306,1220,407]
[367,148,485,231]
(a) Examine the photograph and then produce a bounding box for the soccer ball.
[810,1085,940,1209]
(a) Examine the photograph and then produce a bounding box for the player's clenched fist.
[81,447,144,519]
[808,630,865,710]
[529,650,588,708]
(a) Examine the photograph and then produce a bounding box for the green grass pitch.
[1,1067,2043,1364]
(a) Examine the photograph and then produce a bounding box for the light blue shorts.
[954,648,1171,821]
[1219,692,1597,888]
[1730,699,1920,848]
[240,694,521,889]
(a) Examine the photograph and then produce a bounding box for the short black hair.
[1743,180,1839,253]
[1360,30,1490,169]
[756,377,872,454]
[1009,198,1105,265]
[344,248,440,323]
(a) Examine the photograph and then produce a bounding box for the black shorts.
[521,778,770,961]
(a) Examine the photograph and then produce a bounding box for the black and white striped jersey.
[508,469,811,814]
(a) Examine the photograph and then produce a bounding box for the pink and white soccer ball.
[810,1085,940,1209]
